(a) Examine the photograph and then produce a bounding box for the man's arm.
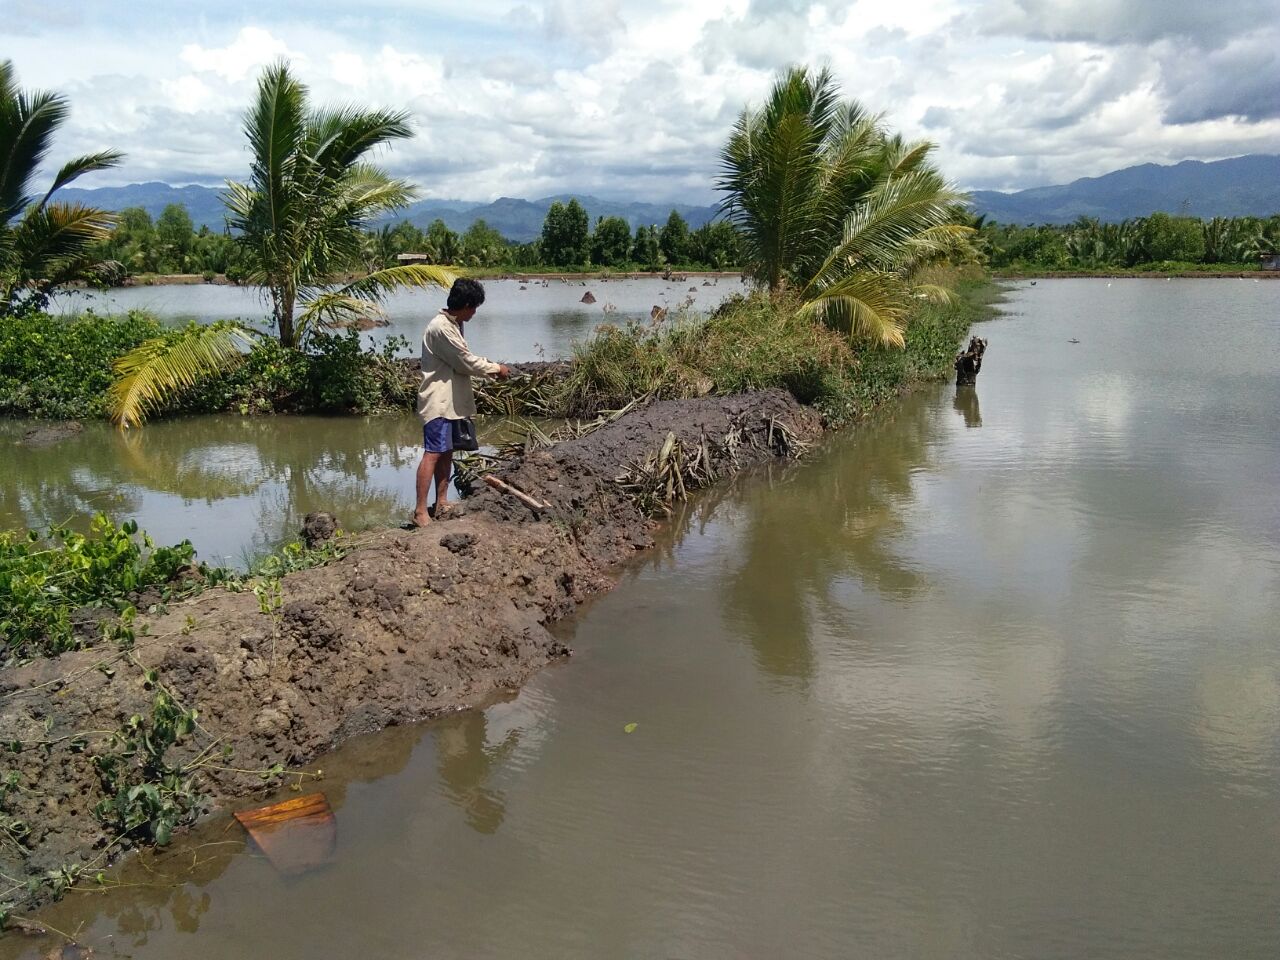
[430,323,507,378]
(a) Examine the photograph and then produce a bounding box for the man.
[414,277,510,526]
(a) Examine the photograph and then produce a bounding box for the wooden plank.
[234,792,336,875]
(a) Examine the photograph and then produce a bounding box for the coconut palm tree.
[108,61,454,428]
[0,60,124,316]
[717,66,970,347]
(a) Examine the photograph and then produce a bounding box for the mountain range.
[968,155,1280,225]
[59,154,1280,235]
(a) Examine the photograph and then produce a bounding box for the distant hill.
[59,181,230,229]
[67,155,1280,237]
[970,155,1280,225]
[56,182,721,241]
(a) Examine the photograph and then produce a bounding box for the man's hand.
[496,364,512,380]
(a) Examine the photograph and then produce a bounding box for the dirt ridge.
[0,389,819,908]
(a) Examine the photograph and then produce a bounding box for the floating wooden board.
[233,792,336,876]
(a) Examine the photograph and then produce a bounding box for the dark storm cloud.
[1158,29,1280,123]
[976,0,1274,49]
[975,0,1280,126]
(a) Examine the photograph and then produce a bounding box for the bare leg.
[432,450,454,516]
[414,451,442,526]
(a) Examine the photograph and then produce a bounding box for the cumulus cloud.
[10,0,1280,199]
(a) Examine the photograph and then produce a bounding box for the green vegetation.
[0,310,412,421]
[0,309,165,418]
[718,66,974,347]
[483,266,990,426]
[105,61,456,427]
[363,205,740,272]
[94,203,248,278]
[0,515,198,663]
[0,60,124,316]
[980,212,1280,272]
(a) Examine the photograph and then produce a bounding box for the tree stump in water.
[954,336,988,386]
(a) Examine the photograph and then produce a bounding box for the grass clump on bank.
[542,266,992,426]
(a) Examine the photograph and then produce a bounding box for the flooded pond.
[6,278,1280,958]
[51,276,742,360]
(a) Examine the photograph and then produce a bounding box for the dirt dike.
[0,389,819,908]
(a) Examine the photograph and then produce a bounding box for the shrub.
[0,515,199,663]
[0,310,167,419]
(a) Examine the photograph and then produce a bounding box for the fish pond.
[5,278,1280,959]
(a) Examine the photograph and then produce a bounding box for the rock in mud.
[302,512,339,547]
[18,421,82,447]
[580,291,596,304]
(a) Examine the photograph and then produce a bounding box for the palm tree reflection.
[724,389,946,684]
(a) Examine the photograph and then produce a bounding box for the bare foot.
[431,501,454,519]
[411,510,431,527]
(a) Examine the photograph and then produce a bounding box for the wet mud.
[0,389,819,908]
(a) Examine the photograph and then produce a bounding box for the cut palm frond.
[108,322,257,429]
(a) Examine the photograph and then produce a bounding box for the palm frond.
[337,262,457,300]
[243,61,307,240]
[0,85,69,224]
[296,291,385,331]
[295,264,456,341]
[13,201,116,265]
[108,322,256,429]
[39,150,125,207]
[308,106,413,173]
[797,271,910,348]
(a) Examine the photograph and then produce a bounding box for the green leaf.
[623,722,638,734]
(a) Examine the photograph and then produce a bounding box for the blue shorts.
[422,417,453,453]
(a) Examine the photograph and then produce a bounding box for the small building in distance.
[396,253,434,264]
[1260,251,1280,271]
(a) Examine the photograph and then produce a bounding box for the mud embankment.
[0,390,819,907]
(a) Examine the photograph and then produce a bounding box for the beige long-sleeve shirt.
[417,311,501,422]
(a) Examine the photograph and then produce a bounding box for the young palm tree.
[718,66,970,347]
[109,61,454,427]
[0,60,124,315]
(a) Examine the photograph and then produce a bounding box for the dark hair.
[447,277,485,311]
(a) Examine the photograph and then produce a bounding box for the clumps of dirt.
[17,422,82,447]
[0,389,820,910]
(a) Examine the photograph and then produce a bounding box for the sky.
[6,0,1280,203]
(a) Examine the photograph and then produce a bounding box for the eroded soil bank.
[0,390,819,910]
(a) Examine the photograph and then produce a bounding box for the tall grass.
[551,265,993,424]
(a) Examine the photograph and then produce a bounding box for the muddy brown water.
[6,278,1280,958]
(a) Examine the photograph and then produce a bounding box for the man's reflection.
[435,710,519,835]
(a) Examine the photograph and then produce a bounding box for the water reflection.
[4,415,422,564]
[433,708,519,835]
[952,386,982,427]
[724,392,943,683]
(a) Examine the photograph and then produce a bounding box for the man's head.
[446,277,485,321]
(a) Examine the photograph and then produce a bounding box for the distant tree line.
[92,204,250,280]
[979,213,1280,270]
[90,197,746,280]
[364,198,743,271]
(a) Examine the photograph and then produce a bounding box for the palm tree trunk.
[275,285,297,348]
